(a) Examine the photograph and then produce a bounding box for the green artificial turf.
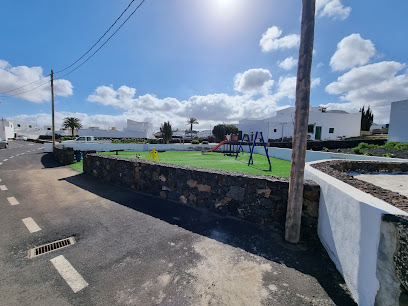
[67,160,83,172]
[100,150,291,177]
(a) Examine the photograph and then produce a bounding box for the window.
[29,125,32,128]
[308,124,314,133]
[17,124,21,127]
[47,128,51,130]
[274,129,277,133]
[329,128,334,133]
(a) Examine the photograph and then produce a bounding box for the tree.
[360,105,374,131]
[160,121,172,144]
[212,124,239,142]
[62,117,82,136]
[186,118,199,140]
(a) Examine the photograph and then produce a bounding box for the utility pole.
[51,70,55,151]
[285,0,316,243]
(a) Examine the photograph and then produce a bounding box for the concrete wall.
[83,154,320,242]
[305,161,408,305]
[0,118,15,140]
[388,100,408,143]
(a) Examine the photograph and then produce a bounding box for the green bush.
[147,139,159,144]
[322,147,329,152]
[394,143,408,151]
[384,141,398,149]
[201,141,209,144]
[191,140,200,144]
[364,152,373,156]
[353,147,362,154]
[337,148,344,153]
[383,152,396,158]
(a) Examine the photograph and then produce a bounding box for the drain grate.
[28,237,76,259]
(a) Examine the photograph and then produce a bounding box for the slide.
[202,139,228,153]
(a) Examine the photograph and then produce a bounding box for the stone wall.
[83,154,320,241]
[53,145,74,165]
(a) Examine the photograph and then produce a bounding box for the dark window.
[29,125,32,128]
[47,128,51,130]
[329,128,334,133]
[308,124,314,133]
[17,124,21,127]
[274,129,277,133]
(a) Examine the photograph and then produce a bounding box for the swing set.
[235,131,271,171]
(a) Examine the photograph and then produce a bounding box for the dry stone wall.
[83,154,320,241]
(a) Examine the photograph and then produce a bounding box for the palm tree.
[62,117,82,137]
[186,118,199,141]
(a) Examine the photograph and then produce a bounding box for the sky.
[1,0,408,132]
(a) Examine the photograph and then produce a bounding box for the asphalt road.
[0,141,356,305]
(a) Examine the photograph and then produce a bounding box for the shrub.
[147,139,159,144]
[394,143,408,151]
[384,141,398,149]
[352,147,362,154]
[364,152,373,156]
[383,152,396,158]
[337,148,344,153]
[201,141,209,144]
[322,147,329,152]
[191,140,200,144]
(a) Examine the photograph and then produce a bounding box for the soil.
[311,160,408,213]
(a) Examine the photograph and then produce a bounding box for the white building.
[78,119,155,139]
[388,100,408,143]
[0,118,15,140]
[236,107,361,141]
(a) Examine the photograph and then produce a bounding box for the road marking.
[50,255,89,293]
[0,178,2,182]
[10,156,14,159]
[22,217,41,233]
[7,197,19,205]
[0,185,8,191]
[0,163,2,165]
[3,159,8,161]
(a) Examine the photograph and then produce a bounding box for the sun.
[214,0,234,10]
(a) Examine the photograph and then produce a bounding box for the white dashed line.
[22,217,41,233]
[0,163,3,166]
[0,178,2,182]
[50,255,89,293]
[7,197,19,205]
[3,159,8,161]
[0,185,8,191]
[9,156,14,159]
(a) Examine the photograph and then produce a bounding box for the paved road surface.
[0,141,355,305]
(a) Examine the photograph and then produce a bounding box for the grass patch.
[100,151,291,177]
[68,160,83,172]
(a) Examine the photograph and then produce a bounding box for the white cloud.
[330,34,376,71]
[316,0,351,20]
[234,68,273,94]
[278,57,298,70]
[259,26,300,52]
[311,78,321,88]
[0,59,73,102]
[324,61,408,123]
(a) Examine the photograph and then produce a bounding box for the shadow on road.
[61,172,356,305]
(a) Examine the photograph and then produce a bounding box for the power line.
[0,74,50,95]
[54,0,137,74]
[0,79,50,98]
[56,0,146,80]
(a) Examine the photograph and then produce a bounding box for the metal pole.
[50,70,56,151]
[285,0,316,243]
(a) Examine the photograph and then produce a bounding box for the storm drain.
[28,237,76,259]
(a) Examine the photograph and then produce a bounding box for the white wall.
[305,162,408,305]
[78,128,151,139]
[388,100,408,143]
[0,119,15,139]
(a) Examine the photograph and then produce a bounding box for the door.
[315,126,322,140]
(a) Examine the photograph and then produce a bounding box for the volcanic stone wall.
[83,154,320,240]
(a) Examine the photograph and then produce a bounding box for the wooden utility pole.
[51,70,55,151]
[285,0,316,243]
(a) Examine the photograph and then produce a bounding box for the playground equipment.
[201,134,240,155]
[236,132,271,171]
[148,147,160,161]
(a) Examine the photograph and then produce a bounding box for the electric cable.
[0,79,50,98]
[0,74,50,95]
[55,0,146,80]
[54,0,137,74]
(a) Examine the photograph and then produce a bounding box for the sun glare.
[216,0,234,9]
